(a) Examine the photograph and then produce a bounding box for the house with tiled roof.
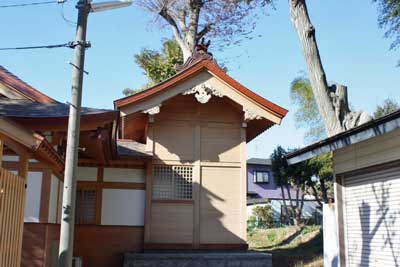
[0,47,288,267]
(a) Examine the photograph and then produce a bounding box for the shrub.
[247,215,258,235]
[252,205,273,229]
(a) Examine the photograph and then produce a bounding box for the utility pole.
[58,1,132,266]
[58,1,89,266]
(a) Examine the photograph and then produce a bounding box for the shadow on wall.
[154,167,246,246]
[357,182,399,266]
[197,180,246,246]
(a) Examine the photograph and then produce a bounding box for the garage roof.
[286,110,400,165]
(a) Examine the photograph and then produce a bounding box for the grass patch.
[248,225,323,267]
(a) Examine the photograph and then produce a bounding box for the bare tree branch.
[196,24,212,41]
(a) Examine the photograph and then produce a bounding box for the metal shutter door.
[343,165,400,267]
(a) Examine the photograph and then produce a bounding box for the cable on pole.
[0,42,73,51]
[0,0,65,9]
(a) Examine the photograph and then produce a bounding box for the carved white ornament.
[243,108,263,121]
[143,104,161,115]
[183,83,224,104]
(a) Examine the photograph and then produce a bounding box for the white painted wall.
[3,155,19,161]
[101,189,145,226]
[24,171,42,222]
[103,168,145,183]
[247,200,322,225]
[2,155,37,163]
[323,204,338,267]
[57,181,64,223]
[48,175,59,223]
[76,167,97,181]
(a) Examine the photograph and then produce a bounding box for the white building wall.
[3,155,19,161]
[103,167,145,183]
[247,200,322,225]
[48,175,59,223]
[101,189,145,226]
[24,171,42,222]
[57,181,64,223]
[76,167,97,181]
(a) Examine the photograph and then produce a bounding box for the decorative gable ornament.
[183,83,224,104]
[243,107,263,121]
[143,104,161,115]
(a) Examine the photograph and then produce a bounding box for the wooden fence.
[0,168,26,267]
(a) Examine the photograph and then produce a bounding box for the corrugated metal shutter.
[343,165,400,267]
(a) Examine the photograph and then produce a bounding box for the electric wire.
[60,1,77,26]
[0,42,72,51]
[0,1,61,8]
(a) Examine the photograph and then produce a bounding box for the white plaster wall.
[103,168,145,183]
[57,181,64,223]
[2,155,37,163]
[24,171,42,222]
[3,155,19,161]
[247,201,322,225]
[76,167,97,181]
[48,175,59,223]
[101,189,145,226]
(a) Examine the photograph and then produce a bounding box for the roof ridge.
[0,65,56,103]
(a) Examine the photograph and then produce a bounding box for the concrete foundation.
[123,252,272,267]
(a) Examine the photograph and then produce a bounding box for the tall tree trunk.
[159,0,203,62]
[281,185,291,225]
[320,178,329,203]
[288,0,345,136]
[310,184,323,208]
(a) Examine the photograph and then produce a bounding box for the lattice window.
[153,165,193,200]
[75,188,97,224]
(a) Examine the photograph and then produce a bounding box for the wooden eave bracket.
[0,117,64,174]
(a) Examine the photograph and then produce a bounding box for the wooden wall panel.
[200,125,241,163]
[147,93,246,248]
[0,168,26,267]
[154,122,195,161]
[150,202,193,243]
[21,224,46,267]
[157,95,242,123]
[200,166,244,244]
[22,223,144,267]
[334,128,400,174]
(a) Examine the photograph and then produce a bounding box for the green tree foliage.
[123,39,184,96]
[249,206,274,229]
[308,154,334,204]
[271,146,311,225]
[271,146,334,225]
[290,76,325,143]
[374,98,400,118]
[374,0,400,53]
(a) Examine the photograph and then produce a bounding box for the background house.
[246,157,321,225]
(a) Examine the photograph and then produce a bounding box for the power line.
[0,42,72,51]
[60,1,77,26]
[0,0,64,8]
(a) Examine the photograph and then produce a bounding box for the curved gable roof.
[0,65,56,103]
[114,59,288,118]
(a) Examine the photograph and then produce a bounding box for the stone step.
[123,252,272,267]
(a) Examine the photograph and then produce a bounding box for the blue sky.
[0,0,399,158]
